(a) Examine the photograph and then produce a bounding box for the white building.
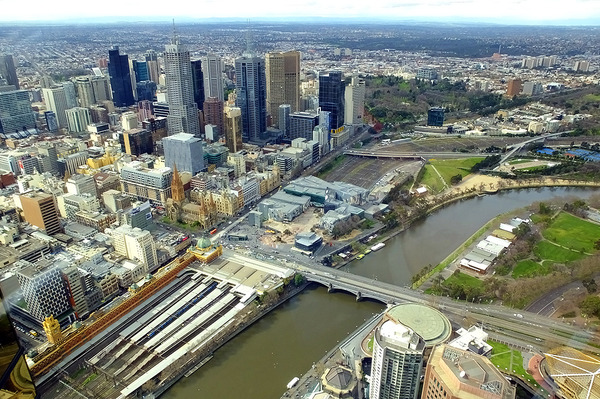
[370,319,425,399]
[344,75,365,125]
[106,224,158,272]
[65,107,91,134]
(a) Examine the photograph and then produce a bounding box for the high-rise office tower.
[0,54,19,89]
[319,71,345,131]
[145,50,161,84]
[370,318,425,399]
[265,51,300,127]
[62,81,77,109]
[278,104,291,137]
[224,106,243,153]
[65,107,91,134]
[131,60,149,82]
[164,34,201,136]
[90,76,112,103]
[74,76,95,108]
[0,89,37,134]
[17,262,71,322]
[42,86,69,129]
[191,59,205,109]
[20,191,62,235]
[203,96,224,139]
[344,75,365,125]
[202,55,224,101]
[422,345,516,399]
[162,132,204,174]
[235,55,266,142]
[108,46,135,107]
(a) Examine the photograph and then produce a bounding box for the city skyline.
[2,0,600,25]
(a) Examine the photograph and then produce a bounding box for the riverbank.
[153,282,309,398]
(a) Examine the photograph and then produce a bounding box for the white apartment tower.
[201,55,224,101]
[370,319,425,399]
[344,75,365,125]
[164,34,201,136]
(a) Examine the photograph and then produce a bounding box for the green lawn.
[430,157,484,183]
[512,260,553,278]
[419,157,484,194]
[442,271,484,290]
[543,212,600,253]
[488,340,544,392]
[507,158,533,165]
[421,165,446,193]
[534,240,584,263]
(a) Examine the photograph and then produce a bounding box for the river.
[163,186,598,399]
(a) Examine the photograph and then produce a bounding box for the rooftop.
[384,303,452,346]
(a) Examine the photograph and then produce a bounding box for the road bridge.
[496,131,568,167]
[228,252,600,353]
[343,150,485,160]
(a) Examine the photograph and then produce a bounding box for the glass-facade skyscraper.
[318,71,345,131]
[164,35,201,137]
[0,54,19,89]
[191,59,205,109]
[235,55,266,142]
[108,46,135,107]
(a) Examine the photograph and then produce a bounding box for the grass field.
[543,212,600,253]
[419,157,484,193]
[488,340,543,392]
[512,259,553,278]
[534,240,584,263]
[442,271,484,290]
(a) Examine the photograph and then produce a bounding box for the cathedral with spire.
[166,163,217,230]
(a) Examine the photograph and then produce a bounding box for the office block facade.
[162,132,204,174]
[225,106,243,153]
[108,46,135,107]
[164,35,201,137]
[120,161,173,204]
[344,75,365,125]
[191,59,205,109]
[0,54,19,89]
[20,192,62,235]
[289,111,319,140]
[0,89,36,134]
[319,71,345,130]
[201,55,224,101]
[65,107,91,134]
[235,55,267,142]
[43,86,69,129]
[266,51,300,127]
[203,96,224,138]
[17,263,71,322]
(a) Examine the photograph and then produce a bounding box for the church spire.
[171,163,185,202]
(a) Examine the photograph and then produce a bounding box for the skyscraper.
[266,51,300,127]
[0,54,19,89]
[203,96,224,139]
[370,319,425,399]
[344,75,365,125]
[191,59,205,109]
[224,106,243,153]
[20,191,62,235]
[319,71,345,131]
[202,55,224,101]
[162,132,204,175]
[235,55,266,142]
[131,60,149,82]
[42,86,69,129]
[0,89,37,134]
[506,78,522,97]
[164,34,201,136]
[74,76,95,108]
[108,46,135,107]
[145,50,161,84]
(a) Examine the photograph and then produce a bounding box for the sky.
[1,0,600,24]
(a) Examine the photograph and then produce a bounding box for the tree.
[450,174,463,185]
[293,273,305,287]
[580,295,600,317]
